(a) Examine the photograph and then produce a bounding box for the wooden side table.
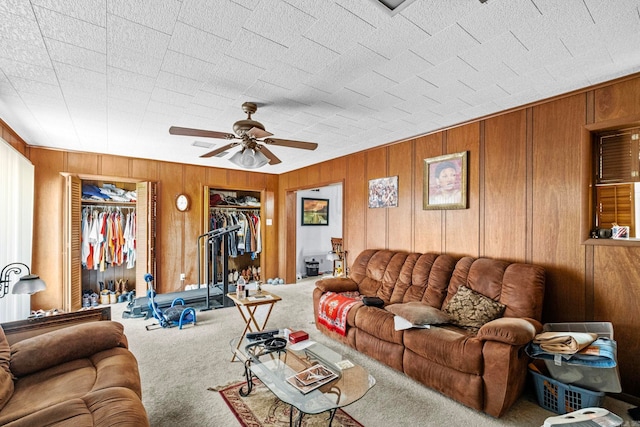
[227,291,282,361]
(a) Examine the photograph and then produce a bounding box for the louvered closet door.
[135,181,157,297]
[64,175,82,312]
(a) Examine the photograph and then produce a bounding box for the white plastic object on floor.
[542,407,622,427]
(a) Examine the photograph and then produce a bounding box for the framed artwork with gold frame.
[423,151,468,210]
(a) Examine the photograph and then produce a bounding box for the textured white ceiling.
[1,0,640,173]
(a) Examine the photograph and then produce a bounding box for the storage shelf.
[82,200,135,206]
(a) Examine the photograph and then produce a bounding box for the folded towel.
[526,337,618,367]
[533,332,598,354]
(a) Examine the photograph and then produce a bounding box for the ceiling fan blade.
[169,126,234,140]
[257,145,282,165]
[263,138,318,150]
[200,142,238,158]
[246,127,273,139]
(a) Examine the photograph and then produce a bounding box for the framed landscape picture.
[301,198,329,225]
[423,151,468,210]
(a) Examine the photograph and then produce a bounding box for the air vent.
[192,140,214,149]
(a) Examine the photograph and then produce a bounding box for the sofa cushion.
[10,321,128,377]
[0,347,142,426]
[444,285,505,332]
[404,327,483,375]
[354,306,404,345]
[0,387,149,427]
[0,369,13,412]
[386,302,451,326]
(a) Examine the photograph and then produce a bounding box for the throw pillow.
[444,285,506,332]
[385,302,451,325]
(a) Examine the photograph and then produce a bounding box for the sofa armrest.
[477,317,542,346]
[315,277,359,293]
[10,321,128,377]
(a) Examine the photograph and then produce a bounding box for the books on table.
[286,363,338,394]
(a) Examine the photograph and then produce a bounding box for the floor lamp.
[0,262,47,298]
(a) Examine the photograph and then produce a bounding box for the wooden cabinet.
[596,184,635,235]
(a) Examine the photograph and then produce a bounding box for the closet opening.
[63,174,156,313]
[201,186,264,307]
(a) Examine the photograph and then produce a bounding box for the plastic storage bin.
[541,322,621,393]
[530,369,605,414]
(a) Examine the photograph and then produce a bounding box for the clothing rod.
[82,205,136,210]
[210,207,260,211]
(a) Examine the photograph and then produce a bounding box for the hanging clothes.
[209,208,261,259]
[81,206,136,271]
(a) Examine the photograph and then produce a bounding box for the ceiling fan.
[169,102,318,169]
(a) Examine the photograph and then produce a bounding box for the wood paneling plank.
[532,94,587,321]
[483,111,527,262]
[444,124,480,257]
[593,246,640,398]
[365,147,387,250]
[414,134,444,253]
[388,140,413,251]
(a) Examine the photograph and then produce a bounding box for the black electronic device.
[263,337,287,351]
[246,329,278,340]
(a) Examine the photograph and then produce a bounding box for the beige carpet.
[111,277,635,426]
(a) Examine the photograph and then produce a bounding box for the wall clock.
[175,194,190,212]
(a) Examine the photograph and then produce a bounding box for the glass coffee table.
[230,333,375,426]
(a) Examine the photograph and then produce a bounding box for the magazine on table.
[286,363,338,394]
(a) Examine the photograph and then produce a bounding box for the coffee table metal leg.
[327,408,337,426]
[288,407,335,427]
[289,405,304,427]
[239,359,254,397]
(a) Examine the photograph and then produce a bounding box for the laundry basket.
[530,368,605,414]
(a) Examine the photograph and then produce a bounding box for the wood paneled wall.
[1,119,28,155]
[0,145,279,313]
[278,75,640,402]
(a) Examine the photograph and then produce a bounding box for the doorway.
[295,183,343,282]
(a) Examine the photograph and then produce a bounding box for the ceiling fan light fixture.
[228,147,269,169]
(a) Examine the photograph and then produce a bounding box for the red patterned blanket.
[317,291,360,336]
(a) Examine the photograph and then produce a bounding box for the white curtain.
[0,138,34,322]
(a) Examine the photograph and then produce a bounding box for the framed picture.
[368,176,398,208]
[301,198,329,225]
[423,151,468,210]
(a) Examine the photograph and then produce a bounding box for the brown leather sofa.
[0,320,149,426]
[313,249,546,417]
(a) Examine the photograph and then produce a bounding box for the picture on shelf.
[301,198,329,225]
[286,363,338,394]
